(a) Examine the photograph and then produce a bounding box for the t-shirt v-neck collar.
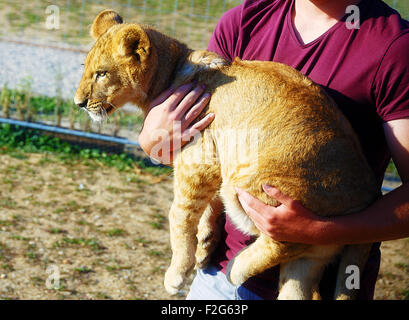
[286,0,347,48]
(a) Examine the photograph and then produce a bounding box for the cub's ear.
[113,25,151,62]
[91,9,123,39]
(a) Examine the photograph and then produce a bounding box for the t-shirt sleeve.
[207,4,243,61]
[372,32,409,122]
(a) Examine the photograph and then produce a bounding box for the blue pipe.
[381,186,395,193]
[0,117,141,148]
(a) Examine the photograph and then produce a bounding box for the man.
[138,0,409,299]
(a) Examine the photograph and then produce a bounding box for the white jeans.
[186,265,263,300]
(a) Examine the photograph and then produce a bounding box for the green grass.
[0,85,167,177]
[0,197,17,209]
[106,228,127,237]
[395,262,409,272]
[48,228,66,234]
[386,160,400,178]
[0,123,172,175]
[74,266,93,274]
[10,234,29,241]
[149,213,166,230]
[53,237,104,251]
[147,249,163,257]
[1,83,144,133]
[106,264,132,272]
[385,0,409,18]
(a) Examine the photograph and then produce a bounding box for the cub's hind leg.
[278,258,329,300]
[278,245,342,300]
[226,233,309,286]
[164,158,221,295]
[195,196,224,269]
[220,184,309,286]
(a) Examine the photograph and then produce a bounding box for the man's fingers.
[235,187,271,218]
[148,86,175,111]
[174,85,207,120]
[181,113,215,142]
[181,93,211,127]
[165,82,197,110]
[262,184,296,210]
[237,190,262,218]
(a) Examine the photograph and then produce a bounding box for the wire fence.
[0,0,242,49]
[1,0,407,49]
[0,0,243,146]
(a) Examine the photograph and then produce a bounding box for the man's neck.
[295,0,361,21]
[292,0,361,44]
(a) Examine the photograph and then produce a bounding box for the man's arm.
[236,118,409,245]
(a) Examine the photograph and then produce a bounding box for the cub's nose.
[76,99,88,108]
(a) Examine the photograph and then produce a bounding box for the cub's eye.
[96,71,107,80]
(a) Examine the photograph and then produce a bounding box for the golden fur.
[75,10,380,299]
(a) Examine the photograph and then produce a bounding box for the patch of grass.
[106,264,132,272]
[47,228,67,235]
[125,174,148,185]
[26,250,38,260]
[151,266,165,274]
[30,276,44,286]
[10,234,29,241]
[136,161,172,176]
[74,266,93,274]
[106,186,122,194]
[0,124,172,176]
[0,242,12,262]
[1,263,14,271]
[385,160,399,177]
[94,292,112,299]
[384,272,397,280]
[0,219,14,227]
[147,249,163,257]
[0,197,18,209]
[54,200,89,214]
[149,213,167,230]
[48,278,69,292]
[54,237,104,251]
[6,12,20,22]
[395,262,409,272]
[106,228,127,237]
[135,237,151,246]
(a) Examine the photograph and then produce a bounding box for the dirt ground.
[0,152,408,300]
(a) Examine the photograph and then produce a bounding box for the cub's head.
[74,10,157,121]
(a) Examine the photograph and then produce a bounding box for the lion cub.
[75,10,379,299]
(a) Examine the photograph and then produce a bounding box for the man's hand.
[236,185,326,244]
[138,82,214,165]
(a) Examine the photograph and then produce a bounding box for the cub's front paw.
[164,266,186,295]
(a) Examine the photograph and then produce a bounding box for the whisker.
[99,105,108,124]
[103,101,118,126]
[104,101,118,111]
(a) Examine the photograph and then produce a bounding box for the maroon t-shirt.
[207,0,409,299]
